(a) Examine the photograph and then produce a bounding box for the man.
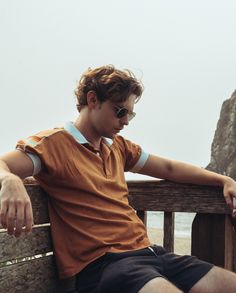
[0,65,236,292]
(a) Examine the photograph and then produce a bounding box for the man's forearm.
[141,154,229,186]
[0,160,17,184]
[167,160,229,187]
[164,160,236,214]
[140,154,236,215]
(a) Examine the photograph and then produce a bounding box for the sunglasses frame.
[113,105,136,121]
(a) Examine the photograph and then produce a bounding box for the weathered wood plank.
[4,180,230,221]
[233,233,236,272]
[26,184,50,224]
[136,210,147,226]
[224,215,233,270]
[191,213,234,271]
[0,255,58,293]
[0,226,53,262]
[163,212,174,252]
[128,180,230,214]
[0,178,235,293]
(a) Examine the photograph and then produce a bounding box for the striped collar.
[64,121,113,146]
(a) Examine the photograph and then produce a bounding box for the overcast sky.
[1,0,235,179]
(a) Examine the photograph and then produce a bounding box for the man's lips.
[114,128,123,132]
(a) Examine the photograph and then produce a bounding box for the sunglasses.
[113,105,136,121]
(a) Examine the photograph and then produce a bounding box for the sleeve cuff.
[17,148,42,175]
[130,150,149,173]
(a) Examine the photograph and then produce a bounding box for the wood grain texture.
[0,226,53,262]
[136,210,147,226]
[163,212,174,252]
[127,180,230,213]
[25,184,50,224]
[23,179,230,215]
[224,215,233,270]
[0,255,58,292]
[0,179,235,292]
[191,213,234,270]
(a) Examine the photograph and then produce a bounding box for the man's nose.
[120,115,129,126]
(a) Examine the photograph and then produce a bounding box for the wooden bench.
[1,180,235,292]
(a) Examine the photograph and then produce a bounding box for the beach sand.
[147,227,191,255]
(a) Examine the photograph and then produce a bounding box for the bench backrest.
[1,180,235,292]
[0,183,58,292]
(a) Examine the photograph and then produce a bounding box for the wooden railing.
[0,179,235,292]
[128,180,236,271]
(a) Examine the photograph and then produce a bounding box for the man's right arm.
[0,150,34,237]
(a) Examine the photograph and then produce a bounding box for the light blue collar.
[64,121,113,146]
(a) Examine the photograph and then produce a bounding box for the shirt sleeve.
[25,151,42,175]
[115,135,149,172]
[16,146,42,175]
[130,150,149,173]
[16,134,48,174]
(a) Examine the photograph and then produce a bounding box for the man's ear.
[86,91,98,108]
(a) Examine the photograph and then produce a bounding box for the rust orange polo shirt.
[16,122,151,279]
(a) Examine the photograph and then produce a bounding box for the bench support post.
[191,213,234,271]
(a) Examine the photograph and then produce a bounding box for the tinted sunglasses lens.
[117,108,128,118]
[128,112,136,121]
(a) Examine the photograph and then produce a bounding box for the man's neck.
[74,116,102,150]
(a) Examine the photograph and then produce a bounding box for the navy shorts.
[71,246,213,293]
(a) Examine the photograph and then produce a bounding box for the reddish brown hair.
[75,65,143,111]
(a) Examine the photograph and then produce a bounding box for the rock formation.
[206,90,236,179]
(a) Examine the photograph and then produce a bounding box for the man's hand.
[0,174,34,237]
[223,177,236,218]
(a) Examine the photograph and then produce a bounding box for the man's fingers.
[0,196,33,236]
[225,195,236,218]
[233,198,236,208]
[6,203,16,235]
[24,201,34,234]
[0,199,8,229]
[232,198,236,218]
[224,195,233,210]
[14,202,24,237]
[0,177,34,236]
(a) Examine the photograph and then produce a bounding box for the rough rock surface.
[207,90,236,179]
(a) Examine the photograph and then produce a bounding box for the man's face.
[92,94,137,139]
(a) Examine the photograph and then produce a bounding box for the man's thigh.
[190,266,236,293]
[138,277,183,293]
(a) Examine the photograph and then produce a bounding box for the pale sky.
[1,0,236,180]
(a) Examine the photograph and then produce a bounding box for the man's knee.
[138,277,183,293]
[190,266,236,293]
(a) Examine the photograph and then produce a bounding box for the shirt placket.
[100,142,112,178]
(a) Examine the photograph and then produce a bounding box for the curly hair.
[75,65,143,111]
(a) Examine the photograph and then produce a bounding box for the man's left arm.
[138,154,236,217]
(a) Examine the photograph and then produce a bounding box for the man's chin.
[103,132,117,139]
[107,133,116,139]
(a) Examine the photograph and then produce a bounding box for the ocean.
[147,212,196,238]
